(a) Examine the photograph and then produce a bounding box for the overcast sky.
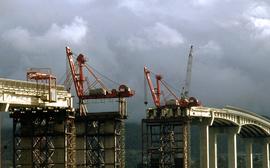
[1,0,270,121]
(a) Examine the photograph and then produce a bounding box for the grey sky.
[1,0,270,121]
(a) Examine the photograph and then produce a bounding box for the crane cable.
[71,52,122,87]
[86,64,121,86]
[147,69,182,95]
[144,68,184,106]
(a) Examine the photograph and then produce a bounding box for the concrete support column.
[209,128,217,168]
[245,140,253,168]
[0,103,9,167]
[0,103,10,112]
[0,112,2,167]
[263,142,269,168]
[228,130,237,168]
[200,124,209,168]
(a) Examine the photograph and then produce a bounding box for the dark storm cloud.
[1,0,270,120]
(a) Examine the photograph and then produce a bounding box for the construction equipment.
[144,67,181,108]
[27,68,57,102]
[144,45,200,109]
[65,46,135,115]
[180,45,201,107]
[181,45,193,98]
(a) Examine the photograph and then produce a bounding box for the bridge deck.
[190,106,270,137]
[0,78,72,111]
[146,105,270,137]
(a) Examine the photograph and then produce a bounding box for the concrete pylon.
[0,103,9,167]
[263,141,269,168]
[228,128,239,168]
[200,124,209,168]
[245,140,253,168]
[209,128,217,168]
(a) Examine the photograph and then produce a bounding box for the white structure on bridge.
[0,78,72,111]
[190,106,270,168]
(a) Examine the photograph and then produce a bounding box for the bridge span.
[143,105,270,168]
[190,106,270,168]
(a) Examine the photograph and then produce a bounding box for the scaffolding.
[76,112,125,168]
[142,108,190,168]
[11,107,76,168]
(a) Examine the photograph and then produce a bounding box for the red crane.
[144,67,184,108]
[144,45,200,109]
[65,46,135,115]
[27,68,57,102]
[144,67,162,107]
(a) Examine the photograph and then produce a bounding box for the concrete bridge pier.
[200,123,209,168]
[199,122,241,168]
[263,140,269,168]
[243,138,270,168]
[227,127,239,168]
[209,127,217,168]
[245,140,253,168]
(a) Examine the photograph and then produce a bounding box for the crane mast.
[182,45,193,98]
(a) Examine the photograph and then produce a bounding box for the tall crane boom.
[144,67,161,107]
[66,47,84,97]
[182,45,193,98]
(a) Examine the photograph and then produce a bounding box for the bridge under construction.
[3,75,270,168]
[0,46,270,168]
[0,75,129,168]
